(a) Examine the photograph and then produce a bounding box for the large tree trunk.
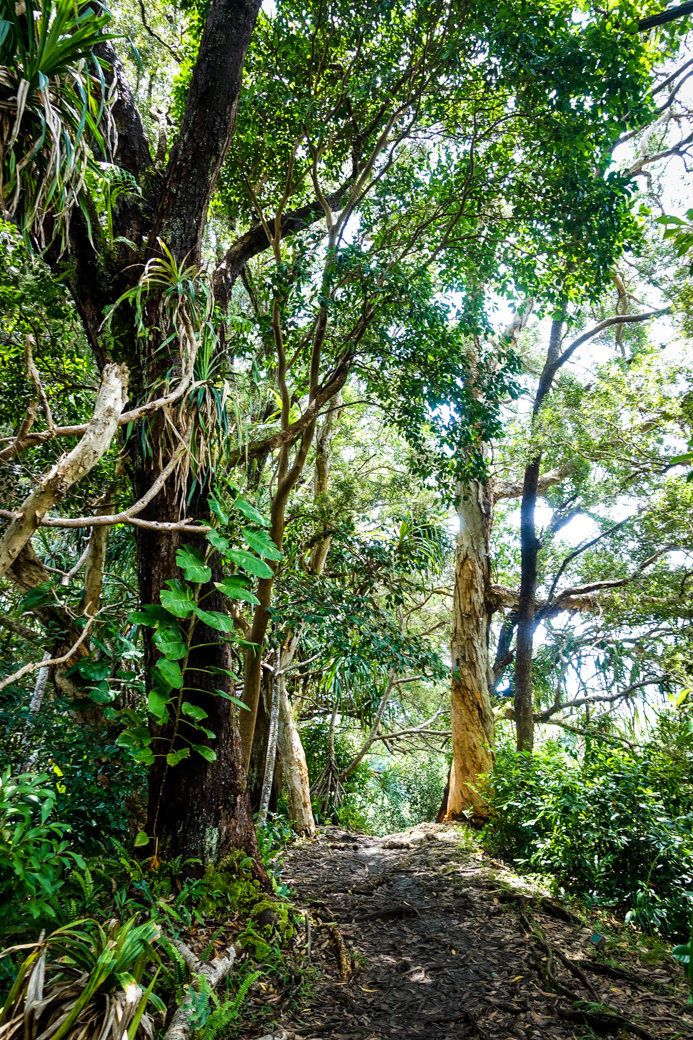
[132,0,262,870]
[140,482,264,875]
[441,479,495,820]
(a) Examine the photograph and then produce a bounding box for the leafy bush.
[482,729,693,939]
[355,754,447,836]
[0,770,84,938]
[300,721,446,834]
[300,720,371,830]
[0,691,146,854]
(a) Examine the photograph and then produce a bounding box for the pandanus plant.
[0,917,164,1040]
[0,0,115,245]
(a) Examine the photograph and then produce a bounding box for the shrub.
[0,917,163,1040]
[0,690,146,853]
[0,769,84,938]
[482,730,693,939]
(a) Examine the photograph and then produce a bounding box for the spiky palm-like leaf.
[0,0,115,246]
[0,917,163,1040]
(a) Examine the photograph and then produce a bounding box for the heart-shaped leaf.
[233,495,270,527]
[195,607,235,633]
[215,577,260,605]
[166,748,191,767]
[176,546,212,583]
[181,701,208,721]
[153,626,187,660]
[192,744,217,762]
[148,689,170,720]
[160,580,196,618]
[155,657,184,688]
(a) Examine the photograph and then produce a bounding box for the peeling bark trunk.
[0,364,128,579]
[441,479,494,820]
[277,676,316,837]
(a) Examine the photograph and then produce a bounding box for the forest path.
[255,823,692,1040]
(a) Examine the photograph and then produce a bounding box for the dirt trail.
[256,823,692,1040]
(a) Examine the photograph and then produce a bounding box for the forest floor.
[247,823,693,1040]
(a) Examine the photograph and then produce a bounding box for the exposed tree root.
[556,1005,657,1040]
[163,939,236,1040]
[518,911,658,1040]
[496,889,584,925]
[573,957,649,984]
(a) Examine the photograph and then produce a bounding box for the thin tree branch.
[0,618,95,693]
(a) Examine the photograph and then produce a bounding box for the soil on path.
[255,823,693,1040]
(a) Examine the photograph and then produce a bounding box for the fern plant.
[191,969,263,1040]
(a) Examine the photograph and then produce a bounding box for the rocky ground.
[248,823,693,1040]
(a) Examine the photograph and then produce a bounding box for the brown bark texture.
[442,480,495,820]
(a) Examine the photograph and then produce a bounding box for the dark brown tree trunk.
[130,0,263,870]
[514,457,541,752]
[513,316,564,753]
[139,480,265,876]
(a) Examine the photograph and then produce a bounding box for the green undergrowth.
[0,797,310,1038]
[481,726,693,941]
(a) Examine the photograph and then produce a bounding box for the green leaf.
[153,626,187,660]
[87,681,115,704]
[209,497,229,525]
[134,832,149,847]
[176,546,212,583]
[233,495,270,527]
[215,577,260,605]
[160,580,196,618]
[155,658,183,688]
[194,607,236,633]
[129,605,171,627]
[206,530,231,553]
[166,748,190,767]
[227,548,274,578]
[242,528,282,560]
[181,701,208,721]
[148,689,170,719]
[70,659,110,681]
[192,744,217,762]
[133,748,155,766]
[216,689,249,709]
